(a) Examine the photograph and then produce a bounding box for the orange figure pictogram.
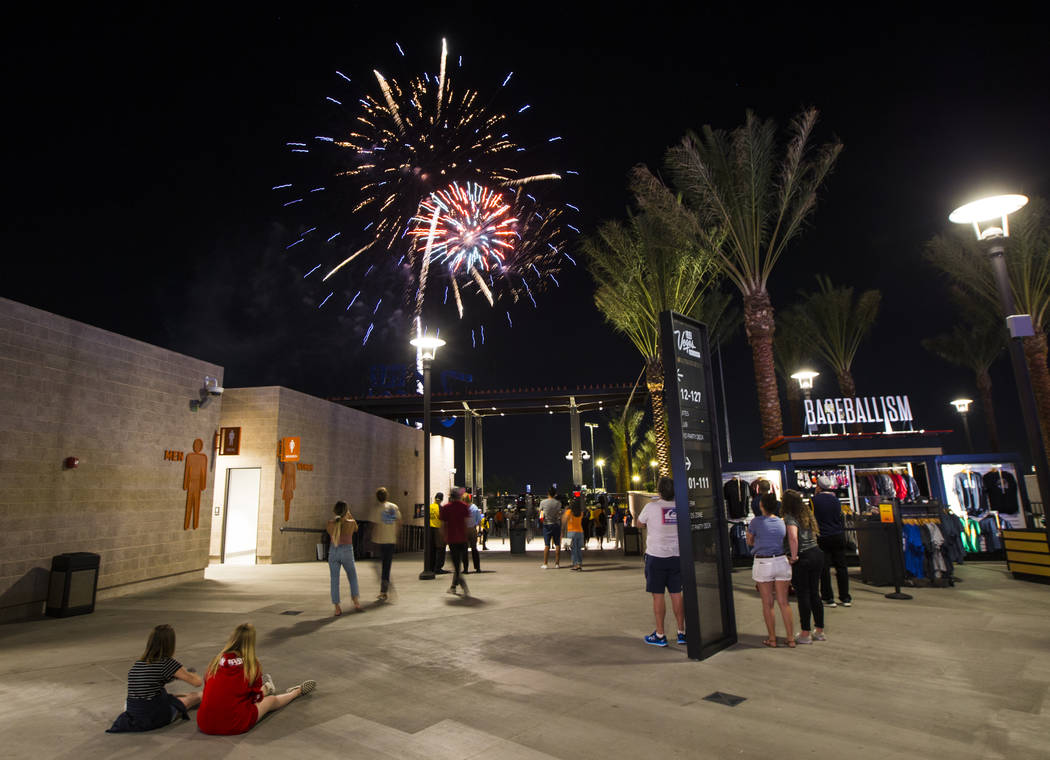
[281,460,297,521]
[183,438,208,530]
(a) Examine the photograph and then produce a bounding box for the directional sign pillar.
[659,310,737,660]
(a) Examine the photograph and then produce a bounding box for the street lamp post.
[584,422,599,493]
[410,333,446,581]
[791,370,820,435]
[950,398,975,454]
[649,459,658,490]
[951,194,1050,527]
[595,458,606,491]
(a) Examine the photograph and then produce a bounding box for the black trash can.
[623,527,642,556]
[509,527,527,554]
[46,552,100,618]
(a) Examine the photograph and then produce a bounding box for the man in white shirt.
[636,477,685,647]
[373,487,402,602]
[539,487,563,569]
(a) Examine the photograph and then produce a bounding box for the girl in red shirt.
[196,623,316,735]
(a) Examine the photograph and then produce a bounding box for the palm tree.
[607,409,644,492]
[796,275,881,403]
[926,197,1050,455]
[584,169,721,476]
[663,109,842,443]
[922,296,1006,451]
[774,304,816,436]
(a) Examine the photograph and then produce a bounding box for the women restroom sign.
[280,437,301,462]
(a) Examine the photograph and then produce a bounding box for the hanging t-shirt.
[636,499,679,558]
[372,501,401,544]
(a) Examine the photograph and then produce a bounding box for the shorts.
[542,523,561,547]
[751,555,792,583]
[644,554,682,594]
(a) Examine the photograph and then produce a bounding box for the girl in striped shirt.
[107,624,202,732]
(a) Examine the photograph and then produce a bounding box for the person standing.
[440,487,472,595]
[539,487,563,569]
[562,496,585,571]
[372,487,401,602]
[747,492,796,648]
[327,501,361,615]
[464,498,483,573]
[636,477,686,647]
[783,490,826,644]
[813,476,852,607]
[429,493,448,575]
[751,479,772,517]
[591,500,607,550]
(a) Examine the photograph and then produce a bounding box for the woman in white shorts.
[747,492,796,648]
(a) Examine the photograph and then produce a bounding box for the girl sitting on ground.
[106,624,203,733]
[196,622,316,735]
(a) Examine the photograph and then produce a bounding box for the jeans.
[329,544,359,603]
[793,546,824,631]
[448,543,468,589]
[818,533,852,603]
[568,531,583,567]
[378,543,395,592]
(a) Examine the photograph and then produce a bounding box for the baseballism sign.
[804,395,914,426]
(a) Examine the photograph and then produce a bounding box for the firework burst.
[277,38,577,343]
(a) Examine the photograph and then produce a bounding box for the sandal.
[786,638,797,648]
[762,638,778,648]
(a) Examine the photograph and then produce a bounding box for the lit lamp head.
[790,370,819,390]
[595,458,605,468]
[649,459,657,468]
[950,398,973,414]
[410,335,447,360]
[632,474,641,484]
[949,194,1028,241]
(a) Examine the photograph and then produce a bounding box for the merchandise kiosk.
[761,432,1027,569]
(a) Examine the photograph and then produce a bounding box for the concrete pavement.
[0,544,1047,759]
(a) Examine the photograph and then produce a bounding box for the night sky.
[6,8,1050,491]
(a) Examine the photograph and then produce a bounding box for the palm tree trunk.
[743,290,784,442]
[1021,330,1050,459]
[975,369,1000,452]
[785,379,801,436]
[835,370,862,433]
[646,358,671,477]
[616,440,630,492]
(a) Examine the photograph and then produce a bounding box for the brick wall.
[0,298,222,621]
[211,386,453,565]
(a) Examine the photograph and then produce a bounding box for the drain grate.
[280,610,303,616]
[703,691,746,707]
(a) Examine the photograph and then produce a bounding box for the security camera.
[190,377,224,411]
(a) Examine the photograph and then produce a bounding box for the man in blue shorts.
[539,486,563,569]
[637,477,685,647]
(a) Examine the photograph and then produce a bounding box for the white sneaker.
[540,564,548,569]
[262,673,276,696]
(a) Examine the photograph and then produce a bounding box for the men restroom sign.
[279,437,301,462]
